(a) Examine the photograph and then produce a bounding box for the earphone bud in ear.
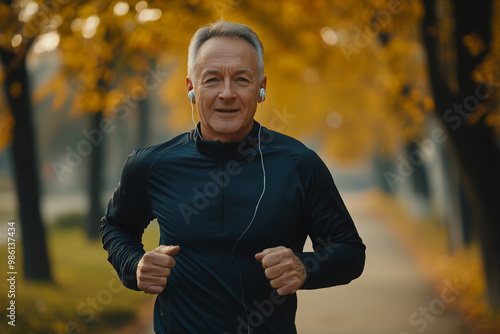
[259,88,265,100]
[188,89,201,139]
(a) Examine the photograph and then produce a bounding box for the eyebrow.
[201,68,253,77]
[234,69,252,75]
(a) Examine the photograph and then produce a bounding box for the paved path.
[294,192,470,334]
[124,192,471,334]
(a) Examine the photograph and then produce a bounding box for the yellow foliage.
[2,0,499,161]
[76,89,103,114]
[423,96,435,111]
[8,81,23,98]
[473,0,500,131]
[104,88,124,115]
[163,54,195,131]
[486,112,500,132]
[0,2,9,18]
[33,72,70,111]
[463,32,486,57]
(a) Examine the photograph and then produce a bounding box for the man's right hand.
[137,245,180,294]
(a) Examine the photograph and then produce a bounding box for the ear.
[186,76,195,103]
[258,76,267,103]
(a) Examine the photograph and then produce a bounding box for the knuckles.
[139,283,166,295]
[262,247,294,268]
[277,248,294,258]
[142,252,155,262]
[137,275,168,294]
[281,260,295,271]
[270,280,281,289]
[138,261,153,273]
[141,251,176,269]
[167,257,176,268]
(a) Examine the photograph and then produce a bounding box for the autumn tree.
[0,0,63,280]
[0,0,210,279]
[35,0,213,239]
[421,0,500,308]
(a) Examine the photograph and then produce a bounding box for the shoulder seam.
[143,133,194,218]
[268,145,315,189]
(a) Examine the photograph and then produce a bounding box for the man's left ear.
[258,76,267,103]
[186,76,195,103]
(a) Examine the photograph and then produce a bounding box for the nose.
[218,79,236,100]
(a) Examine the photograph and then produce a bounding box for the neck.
[200,122,254,143]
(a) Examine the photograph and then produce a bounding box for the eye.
[205,77,218,83]
[236,77,249,82]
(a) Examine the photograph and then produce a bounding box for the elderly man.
[100,20,365,333]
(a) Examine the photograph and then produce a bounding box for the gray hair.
[187,20,264,82]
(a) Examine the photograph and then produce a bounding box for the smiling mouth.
[215,109,239,113]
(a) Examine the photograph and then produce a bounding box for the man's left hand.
[255,246,306,295]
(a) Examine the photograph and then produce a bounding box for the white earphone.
[259,88,265,100]
[188,90,200,139]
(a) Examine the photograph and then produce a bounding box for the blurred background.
[0,0,499,333]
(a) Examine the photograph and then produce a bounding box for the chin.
[213,124,242,135]
[210,121,252,139]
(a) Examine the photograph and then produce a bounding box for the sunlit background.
[1,0,499,333]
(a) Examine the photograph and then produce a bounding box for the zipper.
[219,142,225,235]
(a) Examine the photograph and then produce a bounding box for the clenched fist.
[137,245,180,294]
[255,246,306,296]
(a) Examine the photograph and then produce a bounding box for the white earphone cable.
[230,99,266,332]
[190,98,202,140]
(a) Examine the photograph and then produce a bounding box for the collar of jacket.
[192,121,262,160]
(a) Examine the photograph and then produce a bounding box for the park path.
[120,191,472,334]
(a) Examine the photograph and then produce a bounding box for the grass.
[366,190,500,334]
[0,215,160,334]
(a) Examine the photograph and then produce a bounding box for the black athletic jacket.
[100,121,365,333]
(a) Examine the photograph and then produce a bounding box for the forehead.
[195,36,258,75]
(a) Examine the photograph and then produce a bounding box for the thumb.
[156,245,180,256]
[255,249,270,262]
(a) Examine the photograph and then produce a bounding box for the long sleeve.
[100,150,153,290]
[295,150,366,289]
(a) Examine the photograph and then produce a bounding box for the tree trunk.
[422,0,500,308]
[86,111,104,240]
[442,142,474,250]
[0,50,52,281]
[458,181,473,246]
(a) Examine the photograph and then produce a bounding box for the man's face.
[187,36,266,142]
